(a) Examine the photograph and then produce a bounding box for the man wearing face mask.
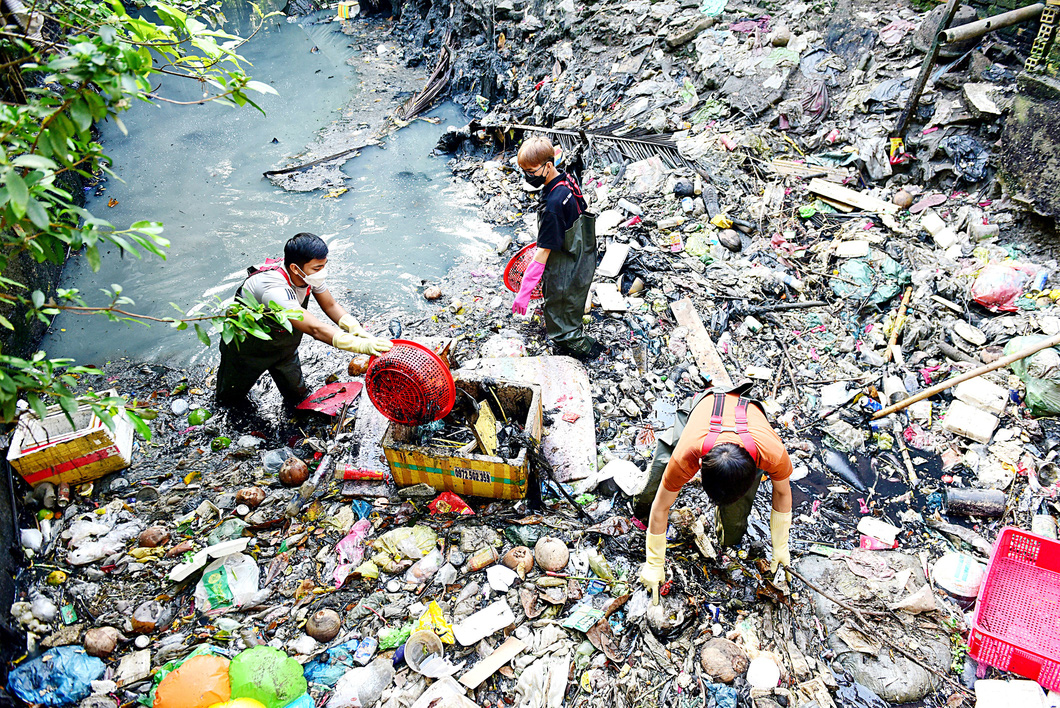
[511,136,600,359]
[215,232,391,407]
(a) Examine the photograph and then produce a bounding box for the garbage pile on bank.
[8,0,1060,706]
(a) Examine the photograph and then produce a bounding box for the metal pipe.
[940,3,1044,43]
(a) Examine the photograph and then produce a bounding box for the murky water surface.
[42,6,495,367]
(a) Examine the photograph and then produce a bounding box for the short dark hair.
[284,232,328,269]
[700,443,757,505]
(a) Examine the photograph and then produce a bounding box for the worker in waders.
[510,136,601,359]
[215,232,391,407]
[637,381,794,604]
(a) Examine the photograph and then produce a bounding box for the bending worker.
[510,136,600,359]
[638,381,793,603]
[215,232,391,407]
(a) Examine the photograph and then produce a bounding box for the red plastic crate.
[969,527,1060,690]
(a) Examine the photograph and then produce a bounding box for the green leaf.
[244,80,278,96]
[6,172,28,217]
[69,98,92,132]
[194,323,210,346]
[25,199,49,230]
[26,393,47,422]
[13,155,57,171]
[0,314,12,330]
[127,410,152,440]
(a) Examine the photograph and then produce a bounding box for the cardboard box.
[7,390,134,487]
[382,374,542,500]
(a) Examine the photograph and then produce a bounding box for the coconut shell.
[306,608,341,642]
[424,286,443,301]
[84,626,121,657]
[347,355,372,377]
[893,189,914,209]
[138,526,169,548]
[718,229,742,252]
[235,486,266,508]
[534,536,570,572]
[279,457,309,486]
[503,546,534,578]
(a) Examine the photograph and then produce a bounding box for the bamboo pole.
[883,286,912,363]
[872,331,1060,420]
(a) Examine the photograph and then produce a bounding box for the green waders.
[635,381,764,547]
[215,273,310,407]
[541,212,596,355]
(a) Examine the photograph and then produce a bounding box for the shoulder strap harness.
[700,393,759,464]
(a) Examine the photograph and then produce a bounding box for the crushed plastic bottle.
[328,657,396,708]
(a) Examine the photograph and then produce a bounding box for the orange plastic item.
[154,654,232,708]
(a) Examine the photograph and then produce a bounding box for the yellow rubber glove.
[639,531,667,606]
[770,509,792,573]
[338,314,367,337]
[332,332,390,356]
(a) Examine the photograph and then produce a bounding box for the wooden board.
[459,636,527,689]
[670,298,734,388]
[770,158,850,183]
[808,178,898,214]
[816,195,854,213]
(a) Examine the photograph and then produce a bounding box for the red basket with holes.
[969,527,1060,690]
[503,244,544,300]
[365,340,456,426]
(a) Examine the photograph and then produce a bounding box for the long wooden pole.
[872,331,1060,420]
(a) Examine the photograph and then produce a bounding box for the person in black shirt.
[511,136,599,358]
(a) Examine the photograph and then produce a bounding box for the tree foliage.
[0,0,290,431]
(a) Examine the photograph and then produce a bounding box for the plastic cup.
[403,631,443,675]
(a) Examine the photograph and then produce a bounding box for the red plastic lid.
[365,340,455,426]
[503,244,544,300]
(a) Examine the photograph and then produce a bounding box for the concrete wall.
[999,73,1060,223]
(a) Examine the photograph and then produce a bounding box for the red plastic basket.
[365,340,455,427]
[969,527,1060,690]
[503,244,544,300]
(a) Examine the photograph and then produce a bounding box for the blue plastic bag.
[8,646,105,706]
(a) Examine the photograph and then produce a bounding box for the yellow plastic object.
[709,214,733,229]
[414,600,455,644]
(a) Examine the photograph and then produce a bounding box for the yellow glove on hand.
[338,314,367,337]
[332,332,391,356]
[770,509,792,573]
[639,531,667,606]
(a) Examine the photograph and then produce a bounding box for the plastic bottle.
[586,549,616,583]
[617,198,643,216]
[328,657,395,708]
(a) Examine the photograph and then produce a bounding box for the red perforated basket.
[969,527,1060,690]
[503,244,544,300]
[365,340,455,427]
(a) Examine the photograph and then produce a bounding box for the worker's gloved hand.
[639,531,667,606]
[338,314,367,337]
[512,260,545,315]
[770,509,792,573]
[332,332,391,356]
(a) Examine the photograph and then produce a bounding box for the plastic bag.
[940,134,989,183]
[328,658,395,708]
[413,600,455,644]
[1006,335,1060,416]
[333,518,372,589]
[831,253,909,306]
[7,646,105,706]
[972,262,1039,312]
[148,644,225,705]
[372,525,437,562]
[154,653,231,708]
[262,447,296,475]
[378,622,414,650]
[304,639,362,688]
[228,646,308,708]
[427,492,474,515]
[404,548,443,585]
[195,554,260,612]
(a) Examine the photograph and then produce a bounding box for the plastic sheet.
[972,263,1038,312]
[1006,335,1060,415]
[154,653,231,708]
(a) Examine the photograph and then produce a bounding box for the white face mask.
[296,265,327,288]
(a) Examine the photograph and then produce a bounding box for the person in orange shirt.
[637,382,793,604]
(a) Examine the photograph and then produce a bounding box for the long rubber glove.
[332,332,391,356]
[770,509,792,573]
[512,260,545,315]
[338,314,367,337]
[639,531,667,606]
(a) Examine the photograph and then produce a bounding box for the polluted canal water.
[41,9,498,368]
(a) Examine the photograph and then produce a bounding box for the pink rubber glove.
[512,259,545,315]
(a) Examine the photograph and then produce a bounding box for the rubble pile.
[8,0,1060,706]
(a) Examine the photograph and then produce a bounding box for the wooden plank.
[770,158,850,183]
[808,178,898,214]
[670,298,734,388]
[816,195,854,213]
[459,637,527,689]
